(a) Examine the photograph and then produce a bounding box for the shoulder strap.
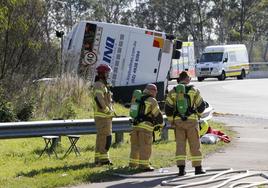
[185,85,193,94]
[174,84,195,120]
[138,95,150,115]
[135,95,154,124]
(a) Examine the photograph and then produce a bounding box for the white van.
[62,21,182,102]
[195,44,249,81]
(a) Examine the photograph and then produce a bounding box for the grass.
[0,120,234,188]
[0,76,235,187]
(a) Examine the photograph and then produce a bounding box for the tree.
[90,0,133,23]
[0,0,59,95]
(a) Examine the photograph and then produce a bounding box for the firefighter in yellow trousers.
[93,64,113,165]
[129,84,163,171]
[165,71,206,176]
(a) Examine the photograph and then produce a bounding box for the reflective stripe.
[94,89,104,95]
[144,101,151,114]
[190,156,202,161]
[167,116,173,122]
[103,106,110,113]
[95,152,100,157]
[155,124,163,128]
[94,111,112,118]
[95,153,109,160]
[226,71,241,77]
[129,158,139,164]
[166,97,173,105]
[137,122,154,132]
[94,90,104,98]
[152,105,159,115]
[175,155,187,160]
[139,159,149,165]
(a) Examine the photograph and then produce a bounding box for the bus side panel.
[120,32,160,86]
[95,24,130,86]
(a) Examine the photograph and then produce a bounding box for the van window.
[223,52,228,59]
[200,52,223,63]
[229,51,236,62]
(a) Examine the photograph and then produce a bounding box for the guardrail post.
[115,132,124,144]
[51,136,61,150]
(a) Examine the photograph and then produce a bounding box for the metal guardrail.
[247,62,268,78]
[0,107,213,140]
[249,62,268,71]
[0,117,131,139]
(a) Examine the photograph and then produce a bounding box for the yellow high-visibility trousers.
[174,119,202,167]
[129,127,152,168]
[94,117,112,163]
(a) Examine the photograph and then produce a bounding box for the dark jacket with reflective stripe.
[165,84,206,122]
[135,96,163,132]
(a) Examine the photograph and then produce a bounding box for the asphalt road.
[71,78,268,188]
[187,77,268,119]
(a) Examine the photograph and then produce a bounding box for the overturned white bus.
[62,21,182,102]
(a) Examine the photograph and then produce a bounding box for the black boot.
[97,160,113,166]
[195,166,206,175]
[177,165,186,176]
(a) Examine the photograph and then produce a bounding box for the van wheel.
[237,69,245,80]
[197,77,205,82]
[218,71,226,81]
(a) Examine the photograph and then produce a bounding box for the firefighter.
[165,71,206,176]
[93,64,114,165]
[129,84,163,171]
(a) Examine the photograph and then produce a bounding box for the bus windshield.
[200,52,223,63]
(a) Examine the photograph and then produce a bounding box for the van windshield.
[200,52,223,63]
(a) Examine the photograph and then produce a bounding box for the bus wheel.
[218,71,226,81]
[197,77,205,82]
[237,69,245,80]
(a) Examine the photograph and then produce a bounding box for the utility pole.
[56,30,64,76]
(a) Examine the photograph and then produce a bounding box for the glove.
[104,107,114,117]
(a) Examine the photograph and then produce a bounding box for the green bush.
[0,88,16,122]
[50,100,77,120]
[16,100,34,121]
